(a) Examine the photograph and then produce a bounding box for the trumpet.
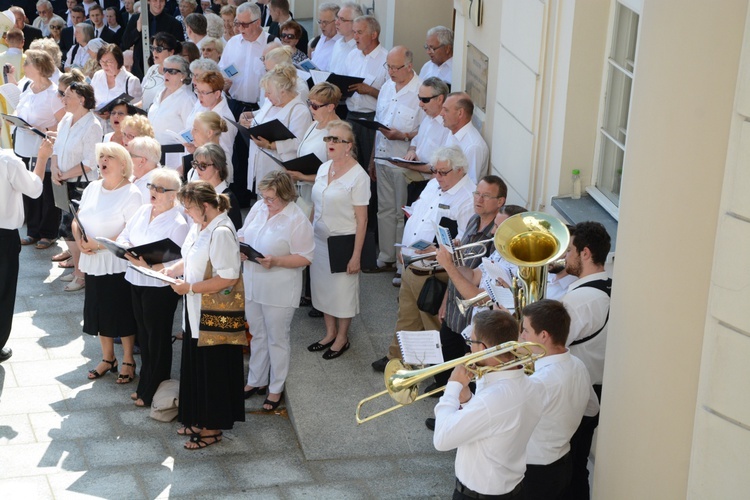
[355,341,545,424]
[456,291,491,315]
[402,239,493,269]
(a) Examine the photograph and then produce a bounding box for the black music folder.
[438,217,459,240]
[95,237,182,265]
[350,117,390,131]
[95,92,133,112]
[260,149,322,176]
[239,243,265,264]
[0,113,46,138]
[327,234,356,273]
[229,118,297,143]
[327,73,365,98]
[70,202,88,241]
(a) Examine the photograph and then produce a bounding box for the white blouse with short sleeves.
[53,111,103,179]
[311,160,370,235]
[14,84,63,158]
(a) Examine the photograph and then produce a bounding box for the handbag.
[52,162,90,212]
[417,274,447,315]
[149,379,179,422]
[197,224,248,347]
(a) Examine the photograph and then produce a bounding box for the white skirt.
[310,219,360,318]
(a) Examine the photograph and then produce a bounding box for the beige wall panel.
[727,121,750,218]
[493,105,532,207]
[499,0,545,74]
[687,410,750,499]
[710,215,750,334]
[497,47,537,132]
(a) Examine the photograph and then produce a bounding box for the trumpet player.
[519,300,595,500]
[433,309,543,500]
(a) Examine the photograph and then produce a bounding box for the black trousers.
[407,180,429,206]
[346,111,379,233]
[132,285,180,405]
[434,321,470,387]
[560,385,602,500]
[524,452,572,500]
[227,97,257,207]
[0,229,21,351]
[20,157,60,240]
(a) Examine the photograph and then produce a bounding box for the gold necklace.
[106,177,126,191]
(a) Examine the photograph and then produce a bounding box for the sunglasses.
[323,136,350,144]
[163,67,182,75]
[306,100,330,111]
[429,167,453,176]
[149,45,168,53]
[191,160,214,171]
[418,95,439,103]
[147,183,176,193]
[233,19,258,28]
[280,33,298,40]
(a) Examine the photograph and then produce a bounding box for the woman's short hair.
[190,57,220,75]
[257,170,297,203]
[97,43,124,68]
[150,168,182,192]
[24,49,56,78]
[178,180,231,213]
[204,12,224,39]
[127,136,161,164]
[264,45,293,66]
[59,69,85,88]
[29,38,62,67]
[67,82,97,109]
[120,114,155,138]
[260,62,298,95]
[181,41,200,63]
[75,23,94,43]
[220,4,236,17]
[194,143,228,181]
[201,36,224,56]
[195,111,228,135]
[279,19,302,39]
[326,119,357,159]
[96,142,134,178]
[164,54,192,84]
[308,82,341,106]
[195,70,225,92]
[153,31,181,54]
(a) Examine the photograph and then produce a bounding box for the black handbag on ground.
[417,274,447,315]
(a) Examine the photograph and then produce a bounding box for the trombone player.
[433,309,543,500]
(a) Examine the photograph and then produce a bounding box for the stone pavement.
[0,231,456,499]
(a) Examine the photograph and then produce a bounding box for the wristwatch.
[188,284,195,296]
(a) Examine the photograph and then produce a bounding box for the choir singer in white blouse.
[239,171,314,411]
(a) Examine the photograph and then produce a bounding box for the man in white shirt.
[328,1,362,76]
[309,2,340,71]
[419,25,453,86]
[559,221,612,500]
[185,12,207,49]
[442,92,490,184]
[0,149,45,364]
[434,309,544,500]
[520,299,595,500]
[344,15,388,168]
[367,46,424,273]
[32,0,64,37]
[398,76,451,203]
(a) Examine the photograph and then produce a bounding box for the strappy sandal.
[184,432,222,450]
[52,250,71,262]
[177,425,201,436]
[116,361,136,384]
[88,358,118,379]
[262,394,283,411]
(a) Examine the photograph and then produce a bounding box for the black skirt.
[83,273,137,338]
[178,310,246,430]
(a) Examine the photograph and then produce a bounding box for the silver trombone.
[402,239,493,269]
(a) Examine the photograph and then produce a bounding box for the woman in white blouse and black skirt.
[119,169,188,407]
[239,171,314,410]
[74,142,143,383]
[165,181,244,450]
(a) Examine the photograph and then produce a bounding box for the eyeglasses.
[306,100,330,111]
[473,191,501,200]
[163,67,182,75]
[110,111,127,117]
[260,194,278,203]
[123,132,136,140]
[465,338,487,348]
[191,160,214,171]
[383,63,406,72]
[149,45,168,53]
[336,16,353,23]
[195,89,218,96]
[57,89,65,97]
[424,44,445,52]
[147,183,176,193]
[430,167,453,176]
[418,95,439,103]
[317,19,334,27]
[280,33,297,40]
[323,136,350,144]
[50,25,63,30]
[233,19,258,28]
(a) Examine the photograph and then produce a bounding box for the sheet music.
[481,257,513,288]
[481,276,515,311]
[397,330,444,365]
[309,69,331,85]
[127,264,179,284]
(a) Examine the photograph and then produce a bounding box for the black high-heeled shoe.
[88,358,117,379]
[262,394,283,411]
[243,386,268,399]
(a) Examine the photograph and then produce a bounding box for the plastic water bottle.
[572,169,581,199]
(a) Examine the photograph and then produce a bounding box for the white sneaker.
[392,273,402,287]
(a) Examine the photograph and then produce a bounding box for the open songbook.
[397,330,444,366]
[480,257,516,311]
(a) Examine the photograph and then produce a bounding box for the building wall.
[591,0,747,498]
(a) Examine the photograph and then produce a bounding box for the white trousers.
[376,163,408,264]
[246,300,296,394]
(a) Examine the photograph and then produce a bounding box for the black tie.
[95,28,99,38]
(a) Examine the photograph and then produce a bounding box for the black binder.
[239,242,265,264]
[327,234,356,273]
[95,237,182,265]
[260,149,322,176]
[0,113,46,138]
[326,73,365,98]
[229,118,297,143]
[350,117,390,131]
